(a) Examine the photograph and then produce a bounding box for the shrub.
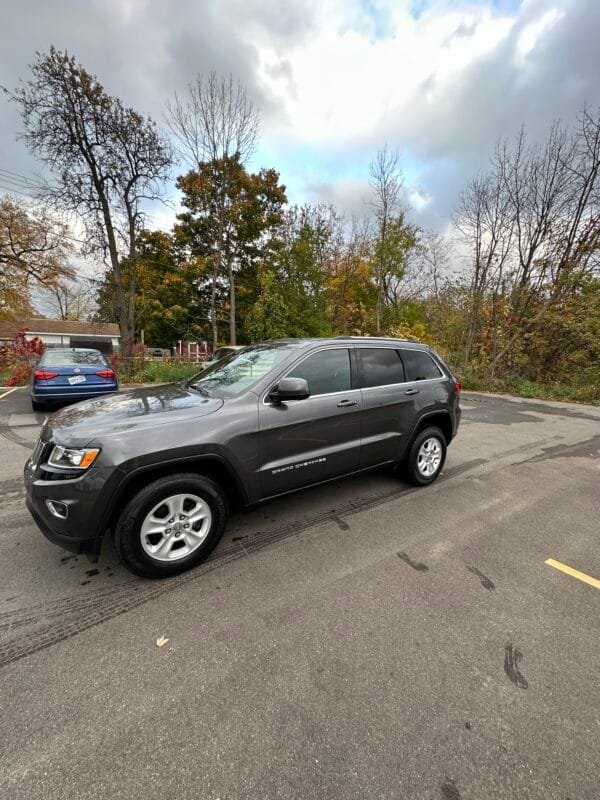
[0,329,44,386]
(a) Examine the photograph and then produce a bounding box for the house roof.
[0,318,120,339]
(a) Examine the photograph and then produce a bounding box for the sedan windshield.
[189,345,292,398]
[40,350,107,366]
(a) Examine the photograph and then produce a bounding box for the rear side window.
[287,348,351,396]
[401,349,442,381]
[360,348,405,387]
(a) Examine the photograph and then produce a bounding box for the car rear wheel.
[113,473,228,578]
[403,426,447,486]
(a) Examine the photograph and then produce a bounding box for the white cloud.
[516,7,564,61]
[257,1,515,149]
[1,0,599,235]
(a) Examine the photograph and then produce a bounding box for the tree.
[369,145,403,334]
[166,72,260,344]
[327,216,377,334]
[166,72,258,168]
[0,196,72,318]
[453,170,513,367]
[245,264,291,341]
[270,204,338,337]
[452,107,600,380]
[95,230,212,347]
[176,156,286,344]
[9,47,172,357]
[42,277,96,320]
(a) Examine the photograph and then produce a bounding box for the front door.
[259,347,362,496]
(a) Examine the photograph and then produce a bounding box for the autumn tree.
[166,72,259,344]
[95,230,212,347]
[327,216,377,334]
[453,109,600,378]
[176,155,286,344]
[9,47,172,356]
[0,196,72,318]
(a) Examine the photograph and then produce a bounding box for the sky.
[1,0,599,236]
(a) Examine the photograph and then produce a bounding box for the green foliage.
[244,267,292,341]
[175,154,287,342]
[109,357,200,384]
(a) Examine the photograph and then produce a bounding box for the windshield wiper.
[186,381,211,397]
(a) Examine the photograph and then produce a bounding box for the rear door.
[258,346,362,496]
[398,346,448,428]
[357,346,418,467]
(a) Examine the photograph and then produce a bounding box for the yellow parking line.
[545,558,600,591]
[0,386,18,401]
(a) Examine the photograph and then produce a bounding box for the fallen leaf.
[156,636,169,647]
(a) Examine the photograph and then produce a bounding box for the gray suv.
[24,338,461,578]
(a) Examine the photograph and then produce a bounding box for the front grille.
[31,439,53,476]
[31,437,44,466]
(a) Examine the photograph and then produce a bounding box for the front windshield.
[189,345,292,398]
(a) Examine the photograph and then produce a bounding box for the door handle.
[337,398,358,407]
[404,388,420,396]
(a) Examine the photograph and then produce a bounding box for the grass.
[461,375,600,406]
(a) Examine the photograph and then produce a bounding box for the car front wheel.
[403,426,447,486]
[113,473,228,578]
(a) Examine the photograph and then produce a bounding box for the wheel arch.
[410,410,453,447]
[103,455,248,534]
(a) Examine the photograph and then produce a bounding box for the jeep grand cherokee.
[24,337,461,578]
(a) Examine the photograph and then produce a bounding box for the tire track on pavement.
[0,459,486,668]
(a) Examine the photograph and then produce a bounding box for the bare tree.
[369,144,403,334]
[41,277,96,320]
[453,169,514,366]
[166,73,260,344]
[166,72,259,168]
[8,47,172,358]
[453,108,600,376]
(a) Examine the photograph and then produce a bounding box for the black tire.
[31,399,46,412]
[113,473,228,579]
[403,426,447,486]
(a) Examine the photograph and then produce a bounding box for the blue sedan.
[31,348,119,411]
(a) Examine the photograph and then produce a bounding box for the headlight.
[48,445,100,470]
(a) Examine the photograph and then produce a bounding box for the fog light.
[46,500,68,519]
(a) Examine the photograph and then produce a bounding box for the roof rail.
[333,335,420,344]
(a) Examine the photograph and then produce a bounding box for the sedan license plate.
[68,375,87,385]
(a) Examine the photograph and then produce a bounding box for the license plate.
[68,375,87,385]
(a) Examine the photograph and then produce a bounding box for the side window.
[360,348,405,388]
[287,349,351,396]
[401,349,443,381]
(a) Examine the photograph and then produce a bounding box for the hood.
[41,383,223,446]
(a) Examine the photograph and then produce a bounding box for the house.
[0,318,121,354]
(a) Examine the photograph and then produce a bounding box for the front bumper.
[25,496,102,558]
[24,455,111,561]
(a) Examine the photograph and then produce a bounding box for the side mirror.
[269,377,310,404]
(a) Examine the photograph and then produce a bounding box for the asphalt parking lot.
[1,386,599,800]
